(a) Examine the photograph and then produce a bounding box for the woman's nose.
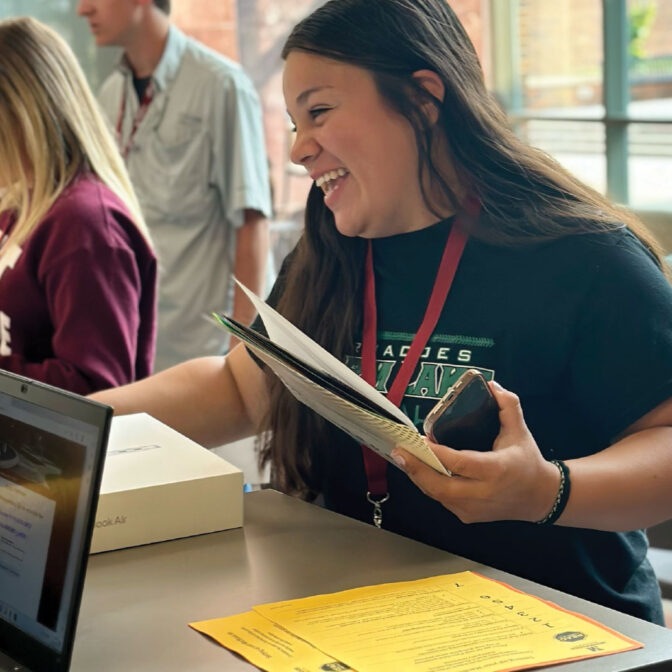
[289,129,320,167]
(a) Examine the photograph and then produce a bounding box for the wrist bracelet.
[536,459,571,526]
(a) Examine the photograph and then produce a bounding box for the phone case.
[423,369,500,451]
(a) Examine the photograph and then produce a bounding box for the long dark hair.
[260,0,665,496]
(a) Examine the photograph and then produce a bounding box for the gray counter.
[71,490,672,671]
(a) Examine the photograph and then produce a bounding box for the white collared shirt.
[99,26,272,371]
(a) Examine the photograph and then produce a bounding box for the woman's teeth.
[316,168,348,193]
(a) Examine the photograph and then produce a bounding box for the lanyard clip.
[366,492,390,529]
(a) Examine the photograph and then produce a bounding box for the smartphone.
[423,369,500,451]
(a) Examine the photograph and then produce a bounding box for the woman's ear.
[412,69,445,125]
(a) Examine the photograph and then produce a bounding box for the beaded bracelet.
[536,459,571,526]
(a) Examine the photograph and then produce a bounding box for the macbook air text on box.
[90,413,243,554]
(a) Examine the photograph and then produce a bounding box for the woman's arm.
[90,344,270,448]
[1,243,148,395]
[0,184,157,395]
[392,383,672,532]
[561,395,672,530]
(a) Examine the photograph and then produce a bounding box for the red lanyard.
[360,218,468,523]
[115,81,155,159]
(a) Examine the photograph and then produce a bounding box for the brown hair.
[260,0,666,497]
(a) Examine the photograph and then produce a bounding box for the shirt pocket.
[138,118,212,219]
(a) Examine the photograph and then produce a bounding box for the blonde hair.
[0,17,151,253]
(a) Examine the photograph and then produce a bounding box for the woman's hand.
[392,382,560,524]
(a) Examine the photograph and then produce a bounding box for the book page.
[236,280,413,429]
[249,343,448,474]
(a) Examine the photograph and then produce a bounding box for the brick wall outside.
[518,0,602,108]
[643,0,672,57]
[518,0,672,109]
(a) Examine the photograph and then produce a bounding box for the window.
[491,0,672,211]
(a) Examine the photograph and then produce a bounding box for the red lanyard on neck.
[360,218,468,523]
[116,81,155,160]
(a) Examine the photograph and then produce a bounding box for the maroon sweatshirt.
[0,174,157,394]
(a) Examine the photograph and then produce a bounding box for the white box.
[91,413,243,553]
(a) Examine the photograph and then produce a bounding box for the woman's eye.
[288,107,330,132]
[309,107,330,120]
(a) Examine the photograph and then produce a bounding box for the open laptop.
[0,371,111,672]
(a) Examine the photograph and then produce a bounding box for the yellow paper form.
[250,571,641,672]
[190,610,350,672]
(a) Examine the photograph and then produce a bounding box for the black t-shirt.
[256,219,672,623]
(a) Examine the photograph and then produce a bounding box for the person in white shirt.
[78,0,272,371]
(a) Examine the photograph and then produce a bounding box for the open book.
[213,281,448,475]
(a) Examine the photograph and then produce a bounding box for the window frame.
[490,0,672,206]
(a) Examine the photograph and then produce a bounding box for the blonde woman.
[0,17,157,394]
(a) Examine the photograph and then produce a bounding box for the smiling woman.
[91,0,672,627]
[284,52,438,238]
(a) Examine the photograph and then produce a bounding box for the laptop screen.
[0,373,110,671]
